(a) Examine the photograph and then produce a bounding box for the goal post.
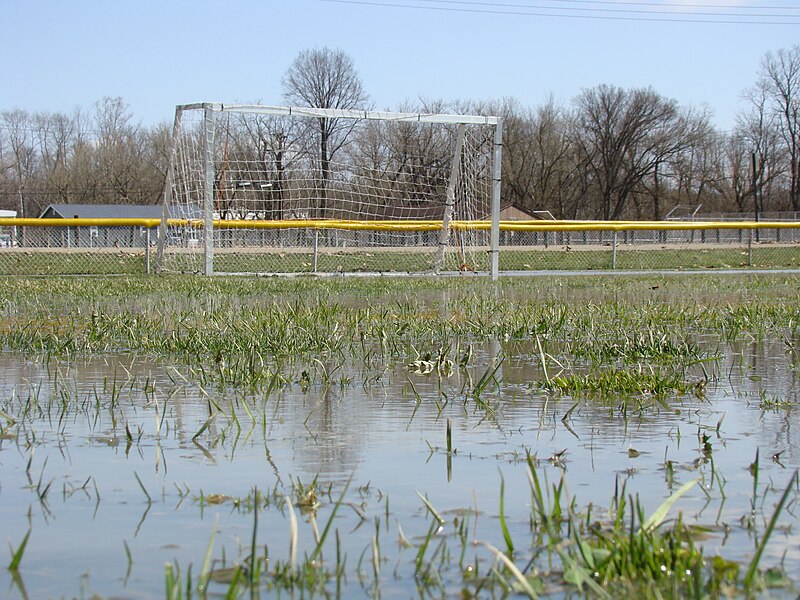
[155,103,503,278]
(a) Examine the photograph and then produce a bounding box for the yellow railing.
[2,218,800,232]
[1,217,799,276]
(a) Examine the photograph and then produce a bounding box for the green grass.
[163,245,800,274]
[541,367,701,400]
[1,275,798,371]
[0,251,149,275]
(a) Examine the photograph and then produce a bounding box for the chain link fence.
[0,219,158,275]
[497,222,800,272]
[1,219,799,275]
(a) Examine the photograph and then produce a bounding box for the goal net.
[156,103,502,276]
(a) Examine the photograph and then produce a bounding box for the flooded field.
[0,274,798,599]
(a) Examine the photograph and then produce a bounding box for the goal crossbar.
[178,102,501,126]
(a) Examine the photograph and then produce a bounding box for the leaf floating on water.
[628,447,640,458]
[204,494,231,505]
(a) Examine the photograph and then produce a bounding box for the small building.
[36,203,164,249]
[498,202,553,221]
[497,202,553,245]
[39,203,163,220]
[0,209,17,247]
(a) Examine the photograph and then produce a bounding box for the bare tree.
[719,132,753,212]
[1,109,36,217]
[32,109,89,206]
[573,85,693,220]
[222,113,304,219]
[736,84,786,213]
[1,100,169,215]
[492,99,536,211]
[94,97,144,203]
[674,123,726,213]
[282,47,369,218]
[756,45,800,211]
[641,109,717,218]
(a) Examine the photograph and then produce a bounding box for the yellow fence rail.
[1,217,799,276]
[2,217,800,231]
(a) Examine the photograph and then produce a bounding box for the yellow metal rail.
[1,218,799,232]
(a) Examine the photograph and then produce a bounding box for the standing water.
[0,275,798,598]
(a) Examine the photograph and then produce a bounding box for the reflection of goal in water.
[155,103,503,277]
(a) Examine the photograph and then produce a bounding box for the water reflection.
[0,329,798,598]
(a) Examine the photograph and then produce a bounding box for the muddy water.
[0,334,798,598]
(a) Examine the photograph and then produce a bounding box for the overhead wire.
[317,0,800,24]
[412,0,800,18]
[415,0,800,11]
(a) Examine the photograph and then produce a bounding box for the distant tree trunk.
[653,160,662,220]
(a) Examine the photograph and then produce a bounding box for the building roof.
[499,202,553,220]
[39,204,163,219]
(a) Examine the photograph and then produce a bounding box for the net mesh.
[157,106,497,275]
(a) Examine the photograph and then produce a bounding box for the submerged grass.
[541,367,704,401]
[1,274,797,392]
[1,273,799,598]
[155,465,798,599]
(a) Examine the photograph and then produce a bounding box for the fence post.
[313,229,319,273]
[612,230,618,270]
[145,227,151,274]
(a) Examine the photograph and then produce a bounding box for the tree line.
[1,45,798,220]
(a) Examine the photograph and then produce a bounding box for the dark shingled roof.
[39,204,163,219]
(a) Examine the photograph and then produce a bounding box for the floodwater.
[0,332,798,598]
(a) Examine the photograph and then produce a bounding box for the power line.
[419,0,800,11]
[318,0,800,24]
[412,0,800,18]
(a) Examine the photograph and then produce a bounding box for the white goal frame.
[156,103,503,278]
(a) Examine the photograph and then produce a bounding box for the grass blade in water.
[498,472,514,554]
[417,491,445,525]
[642,479,697,533]
[743,469,799,588]
[483,542,538,599]
[8,529,31,571]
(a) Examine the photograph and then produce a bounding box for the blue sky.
[1,0,798,132]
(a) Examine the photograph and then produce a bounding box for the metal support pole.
[313,229,319,273]
[203,105,217,276]
[145,227,151,274]
[490,119,503,281]
[612,230,618,270]
[748,229,753,266]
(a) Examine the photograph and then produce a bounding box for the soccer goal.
[155,103,502,277]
